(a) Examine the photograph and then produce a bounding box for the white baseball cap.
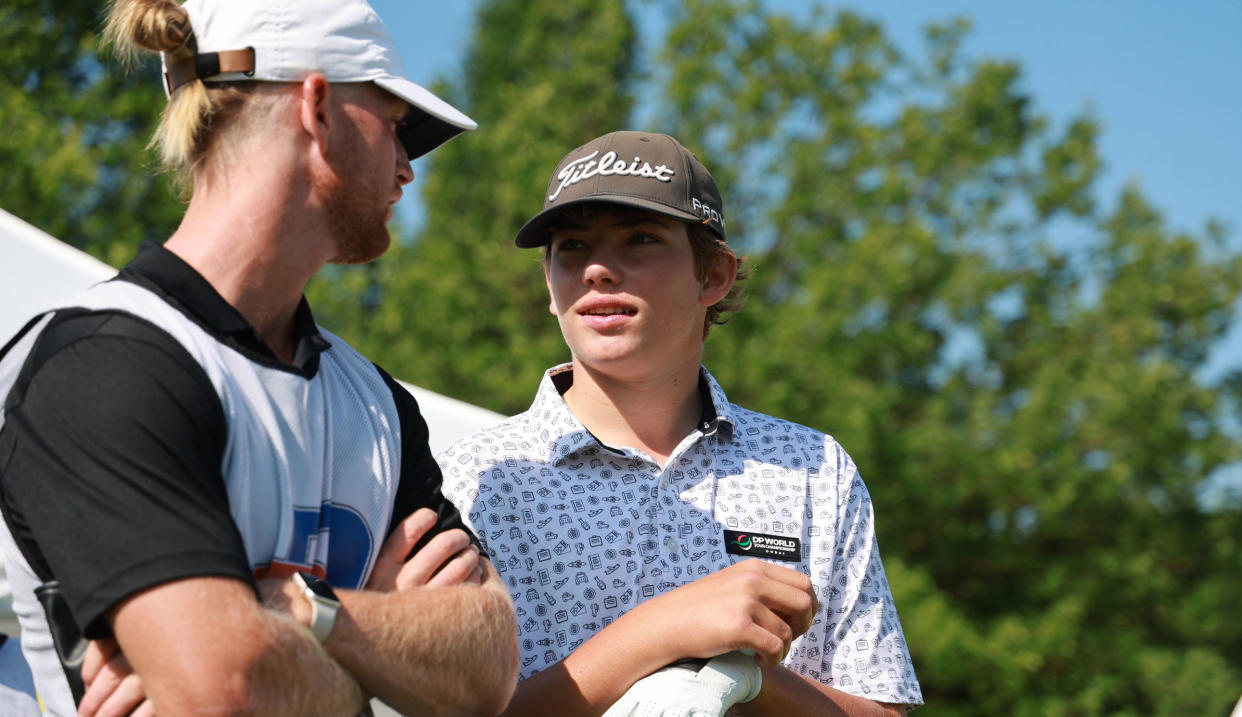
[160,0,476,159]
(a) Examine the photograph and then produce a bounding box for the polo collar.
[115,241,331,376]
[529,363,736,465]
[700,369,736,438]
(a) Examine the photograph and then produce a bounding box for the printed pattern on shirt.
[439,364,922,705]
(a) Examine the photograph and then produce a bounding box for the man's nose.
[395,140,414,186]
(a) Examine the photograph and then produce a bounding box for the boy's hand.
[633,559,817,668]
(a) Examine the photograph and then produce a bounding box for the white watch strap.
[294,573,339,643]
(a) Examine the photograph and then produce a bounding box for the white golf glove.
[601,650,763,717]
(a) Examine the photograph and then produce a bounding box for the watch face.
[297,572,338,602]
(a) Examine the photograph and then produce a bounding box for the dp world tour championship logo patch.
[723,530,801,563]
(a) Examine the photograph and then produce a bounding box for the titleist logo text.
[549,150,676,201]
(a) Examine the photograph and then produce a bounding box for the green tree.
[654,2,1242,714]
[8,0,1239,713]
[314,1,1241,711]
[309,0,638,411]
[0,0,183,267]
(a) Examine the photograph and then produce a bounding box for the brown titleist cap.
[513,131,726,248]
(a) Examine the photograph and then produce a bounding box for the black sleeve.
[374,365,479,552]
[0,310,254,639]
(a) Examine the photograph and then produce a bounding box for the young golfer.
[440,131,922,715]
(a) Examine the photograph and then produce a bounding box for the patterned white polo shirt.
[439,364,922,706]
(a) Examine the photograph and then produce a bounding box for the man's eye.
[630,232,660,244]
[553,238,585,252]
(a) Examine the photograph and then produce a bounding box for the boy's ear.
[699,250,738,307]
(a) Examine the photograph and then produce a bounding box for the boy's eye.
[552,237,586,252]
[630,232,659,244]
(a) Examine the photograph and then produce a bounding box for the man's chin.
[330,230,391,265]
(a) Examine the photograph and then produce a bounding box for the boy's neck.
[562,357,705,469]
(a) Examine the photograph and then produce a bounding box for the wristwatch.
[292,572,340,643]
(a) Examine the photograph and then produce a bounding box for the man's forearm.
[328,568,519,716]
[111,576,368,717]
[734,665,911,717]
[244,609,370,716]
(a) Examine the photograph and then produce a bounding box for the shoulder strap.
[0,312,51,363]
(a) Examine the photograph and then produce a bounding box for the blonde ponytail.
[103,0,192,65]
[103,0,270,186]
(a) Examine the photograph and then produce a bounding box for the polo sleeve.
[435,439,483,530]
[0,311,253,639]
[812,440,922,705]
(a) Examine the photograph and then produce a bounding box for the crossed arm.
[497,559,909,717]
[78,508,518,717]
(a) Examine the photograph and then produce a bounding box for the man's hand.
[366,508,484,592]
[78,637,152,717]
[629,559,817,669]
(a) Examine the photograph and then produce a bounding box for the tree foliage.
[6,0,1240,713]
[308,0,637,406]
[652,2,1242,714]
[0,0,183,267]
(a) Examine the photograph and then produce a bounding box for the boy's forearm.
[734,665,912,717]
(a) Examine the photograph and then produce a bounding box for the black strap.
[0,312,50,364]
[35,581,87,705]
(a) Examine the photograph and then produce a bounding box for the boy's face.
[544,207,731,382]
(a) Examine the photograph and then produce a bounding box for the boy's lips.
[576,297,637,329]
[577,296,637,315]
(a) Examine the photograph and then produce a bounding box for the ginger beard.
[315,113,394,266]
[323,181,391,265]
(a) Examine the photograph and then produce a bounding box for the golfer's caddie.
[0,1,517,714]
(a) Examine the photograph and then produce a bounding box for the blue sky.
[371,0,1242,390]
[373,0,1241,244]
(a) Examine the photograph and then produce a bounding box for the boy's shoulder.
[726,401,835,447]
[437,409,540,466]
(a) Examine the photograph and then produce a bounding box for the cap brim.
[514,195,705,248]
[373,76,477,159]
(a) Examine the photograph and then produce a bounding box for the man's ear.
[699,250,738,307]
[297,73,332,157]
